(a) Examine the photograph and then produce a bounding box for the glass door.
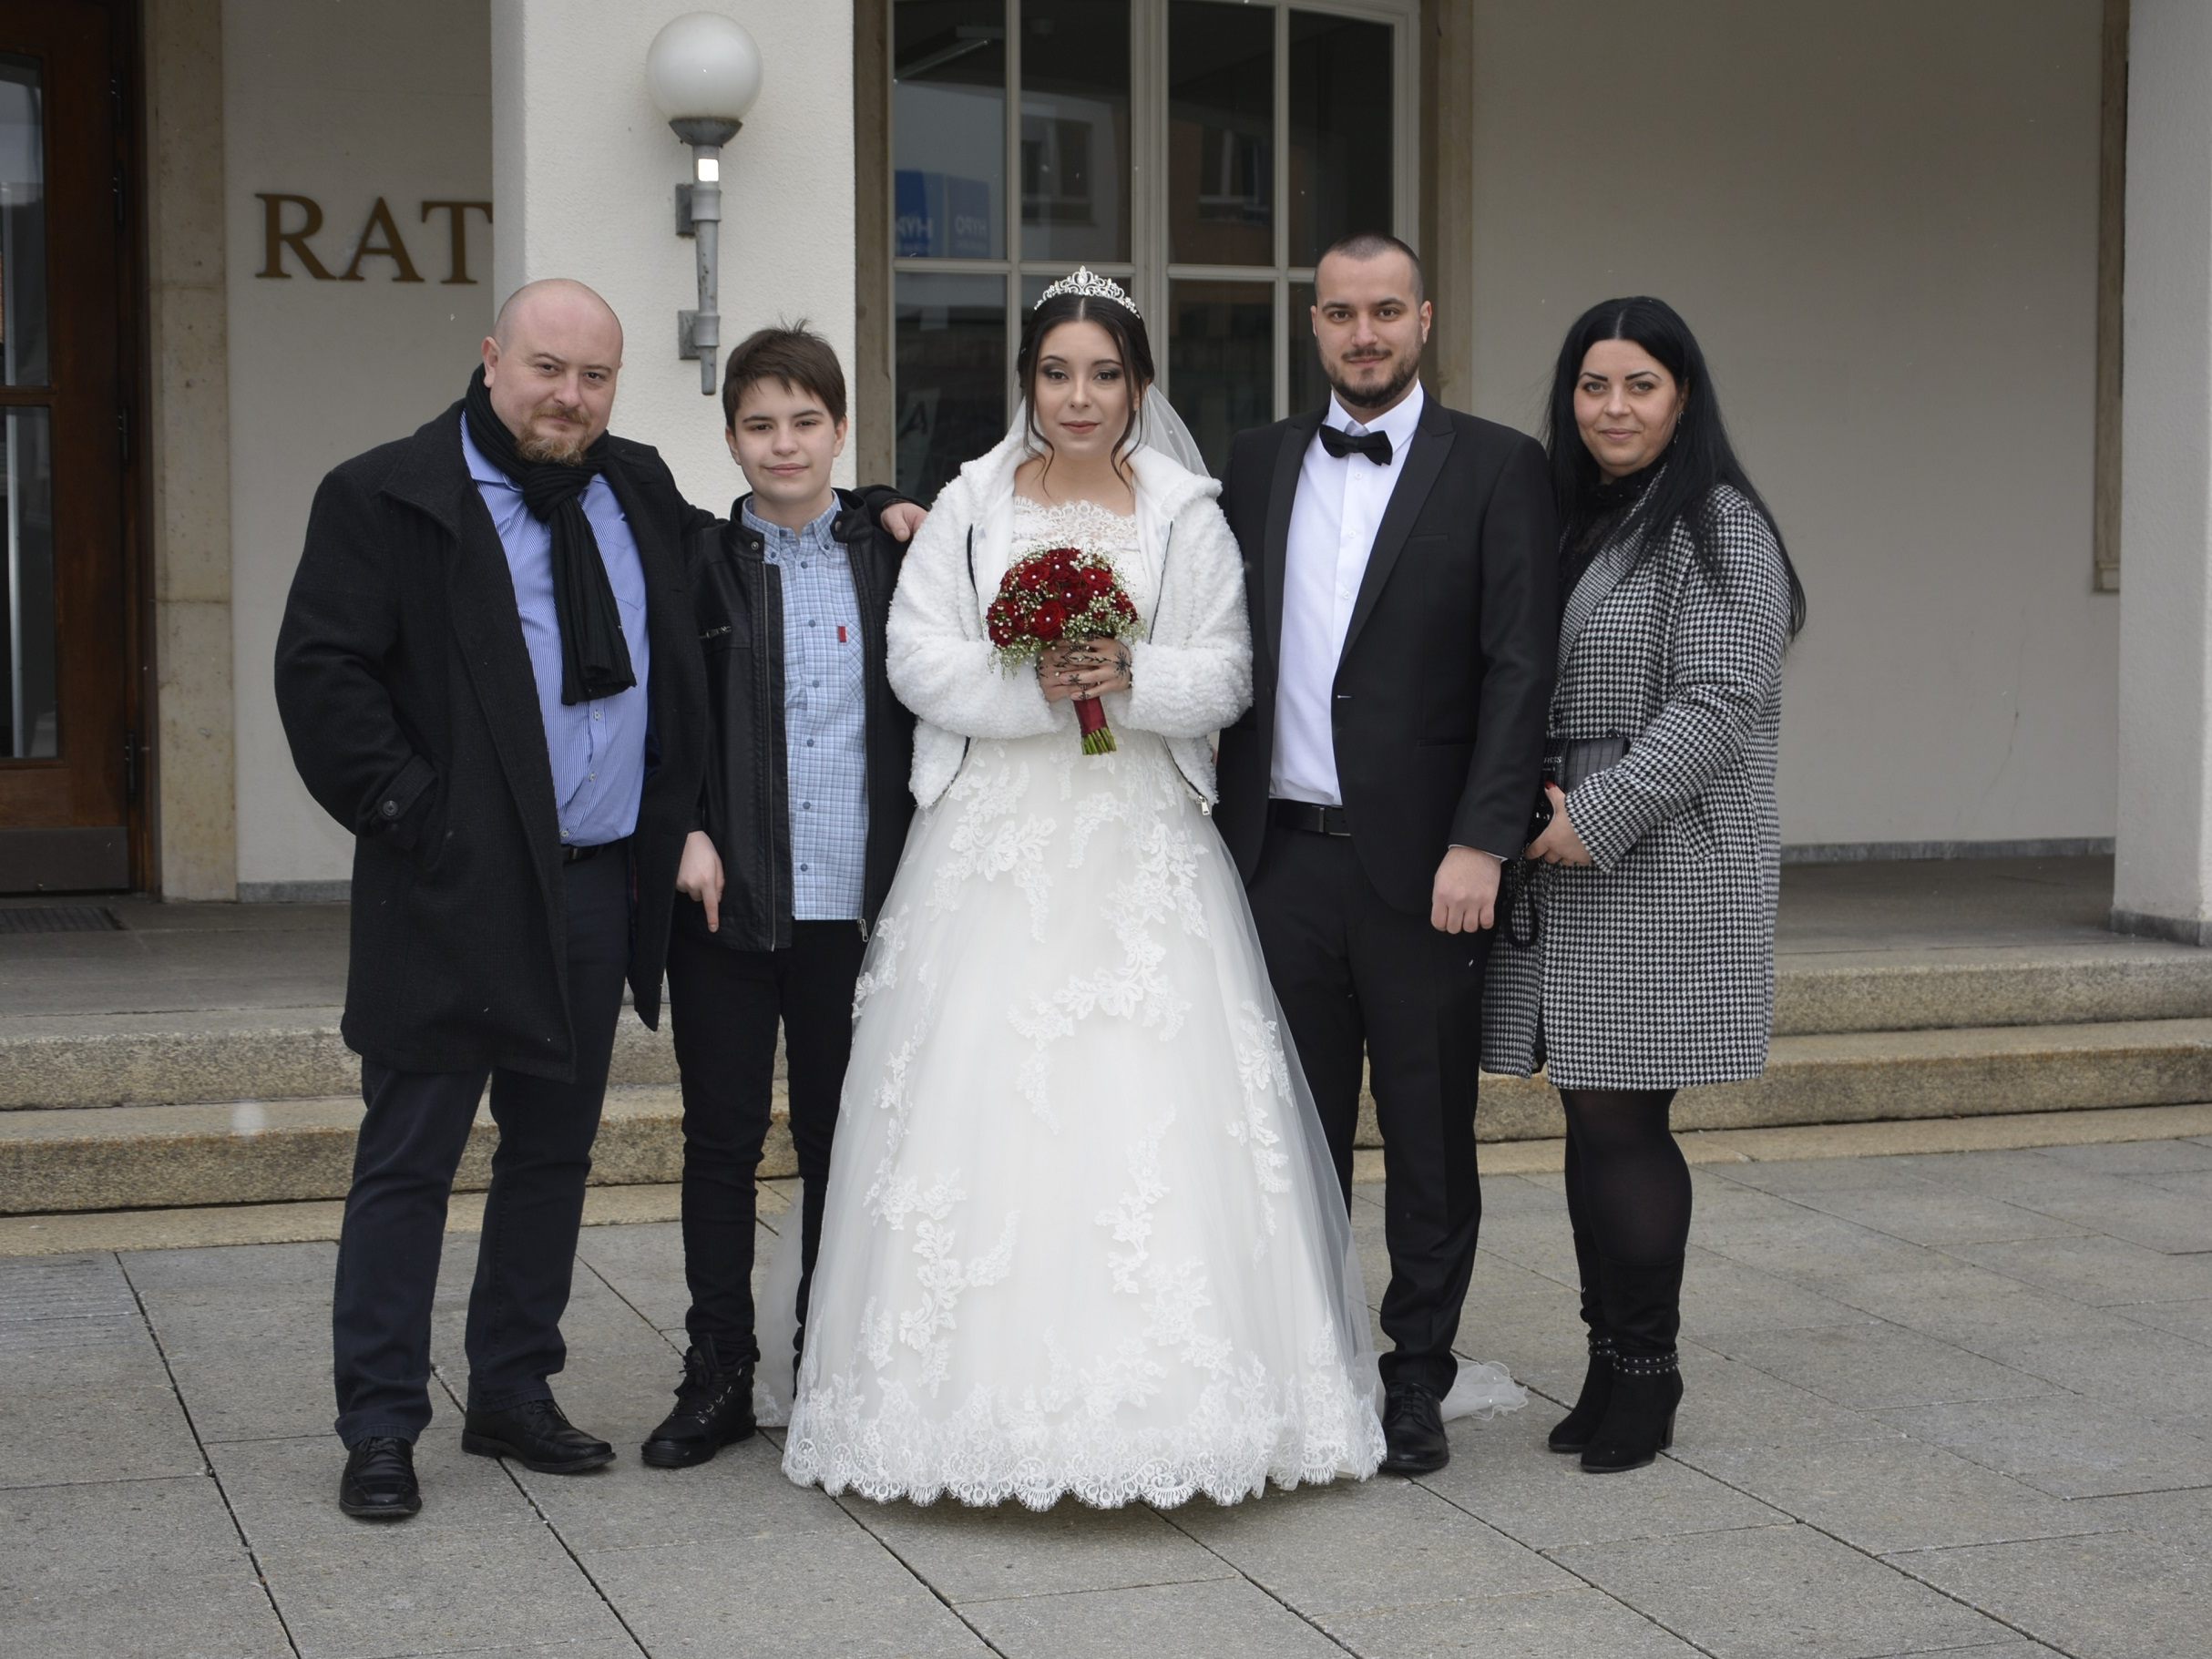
[0,0,133,892]
[889,0,1414,498]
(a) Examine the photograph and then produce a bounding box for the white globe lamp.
[647,14,765,393]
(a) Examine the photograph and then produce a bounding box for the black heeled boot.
[1582,1257,1685,1475]
[1547,1231,1613,1454]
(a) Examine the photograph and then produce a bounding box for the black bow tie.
[1318,424,1393,466]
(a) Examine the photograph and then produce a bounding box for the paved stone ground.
[6,1139,2211,1659]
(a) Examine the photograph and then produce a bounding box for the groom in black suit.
[1216,233,1556,1475]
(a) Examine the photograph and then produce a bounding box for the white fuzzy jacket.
[886,430,1254,809]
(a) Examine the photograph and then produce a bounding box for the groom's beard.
[1325,351,1422,419]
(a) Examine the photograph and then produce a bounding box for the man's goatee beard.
[1326,353,1421,417]
[518,433,589,465]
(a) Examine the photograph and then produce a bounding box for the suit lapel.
[1259,413,1320,676]
[1557,529,1642,668]
[1340,399,1454,660]
[389,410,561,914]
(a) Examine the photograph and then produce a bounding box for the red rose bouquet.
[986,544,1141,754]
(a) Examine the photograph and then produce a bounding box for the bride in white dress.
[768,271,1516,1510]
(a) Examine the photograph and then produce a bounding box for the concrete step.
[7,944,2209,1115]
[7,1019,2212,1215]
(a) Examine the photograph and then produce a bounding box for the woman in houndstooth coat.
[1482,296,1805,1476]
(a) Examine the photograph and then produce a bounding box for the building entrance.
[0,0,136,892]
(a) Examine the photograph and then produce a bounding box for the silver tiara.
[1035,265,1141,318]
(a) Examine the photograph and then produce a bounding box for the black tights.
[1561,1089,1690,1269]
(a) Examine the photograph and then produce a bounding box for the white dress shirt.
[1270,383,1428,805]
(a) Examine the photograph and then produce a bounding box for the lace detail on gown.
[775,496,1510,1510]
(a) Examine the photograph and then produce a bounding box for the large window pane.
[0,56,48,387]
[1287,11,1392,267]
[895,1,1008,260]
[3,406,56,758]
[1288,280,1330,418]
[896,271,1009,504]
[1168,2,1272,267]
[1020,0,1130,264]
[1167,281,1271,477]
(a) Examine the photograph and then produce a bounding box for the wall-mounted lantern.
[646,12,764,394]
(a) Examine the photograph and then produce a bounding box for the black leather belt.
[1269,799,1352,837]
[559,837,625,865]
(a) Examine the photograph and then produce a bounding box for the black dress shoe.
[1378,1381,1449,1476]
[461,1398,615,1474]
[339,1436,421,1521]
[640,1343,756,1469]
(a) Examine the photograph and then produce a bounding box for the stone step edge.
[9,1018,2212,1215]
[10,969,2212,1114]
[12,1101,2212,1258]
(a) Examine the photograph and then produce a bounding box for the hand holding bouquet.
[987,545,1141,754]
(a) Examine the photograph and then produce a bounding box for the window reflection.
[1020,0,1131,264]
[1288,281,1329,419]
[1167,282,1271,478]
[895,1,1008,260]
[896,272,1009,505]
[1287,13,1393,267]
[3,407,56,758]
[0,56,49,388]
[1168,2,1273,267]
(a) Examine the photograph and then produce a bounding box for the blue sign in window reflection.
[895,171,993,259]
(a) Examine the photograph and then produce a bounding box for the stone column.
[487,0,859,508]
[145,0,238,900]
[2115,0,2212,944]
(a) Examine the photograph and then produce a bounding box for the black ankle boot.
[640,1339,756,1470]
[1547,1335,1615,1454]
[1582,1256,1685,1474]
[1548,1230,1613,1454]
[1580,1350,1682,1473]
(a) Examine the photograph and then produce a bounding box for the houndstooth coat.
[1481,485,1791,1090]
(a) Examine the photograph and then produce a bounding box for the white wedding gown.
[765,497,1520,1511]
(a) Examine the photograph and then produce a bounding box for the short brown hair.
[721,322,848,431]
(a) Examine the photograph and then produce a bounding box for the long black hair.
[1545,296,1806,639]
[1017,291,1157,486]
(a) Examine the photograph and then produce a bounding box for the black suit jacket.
[1215,396,1558,915]
[274,402,708,1080]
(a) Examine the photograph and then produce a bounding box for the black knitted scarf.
[464,365,636,705]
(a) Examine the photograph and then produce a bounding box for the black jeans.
[330,849,630,1446]
[664,914,866,1367]
[1247,823,1490,1397]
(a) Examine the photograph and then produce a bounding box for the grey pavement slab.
[1674,1348,1905,1450]
[513,1429,851,1553]
[1674,1435,2117,1555]
[1779,1183,2092,1246]
[1698,1320,2052,1412]
[962,1575,1347,1659]
[1956,1323,2212,1428]
[1316,1587,1708,1658]
[122,1236,337,1292]
[1891,1529,2212,1659]
[573,1218,694,1331]
[1550,1521,2011,1659]
[1945,1234,2212,1306]
[1418,1413,1787,1551]
[585,1524,994,1657]
[2,1474,292,1659]
[1874,1393,2212,1499]
[2117,1295,2212,1345]
[1166,1465,1575,1617]
[843,1492,1234,1604]
[1881,1152,2212,1254]
[209,1433,548,1548]
[2033,1136,2212,1174]
[1679,1250,1889,1337]
[139,1293,336,1443]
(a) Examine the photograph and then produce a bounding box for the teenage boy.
[640,325,923,1468]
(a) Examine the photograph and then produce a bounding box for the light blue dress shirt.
[461,415,651,847]
[743,498,868,921]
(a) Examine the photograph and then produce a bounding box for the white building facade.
[5,0,2206,943]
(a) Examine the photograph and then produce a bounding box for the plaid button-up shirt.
[744,498,869,921]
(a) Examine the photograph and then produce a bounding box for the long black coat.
[274,402,707,1080]
[680,488,917,952]
[1215,397,1558,914]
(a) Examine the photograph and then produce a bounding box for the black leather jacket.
[680,487,917,952]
